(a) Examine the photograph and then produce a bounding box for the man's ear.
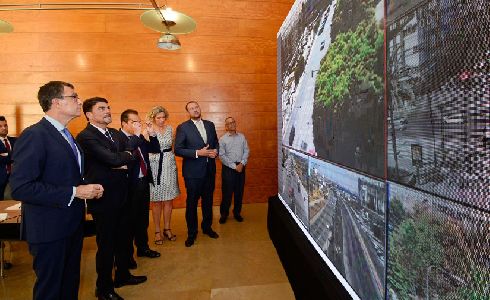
[85,111,93,120]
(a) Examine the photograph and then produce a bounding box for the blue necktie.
[62,128,79,164]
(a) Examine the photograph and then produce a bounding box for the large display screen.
[277,0,490,299]
[309,158,385,299]
[387,182,489,299]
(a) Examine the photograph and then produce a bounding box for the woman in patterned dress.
[147,106,180,244]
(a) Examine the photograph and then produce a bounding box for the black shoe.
[202,229,219,239]
[234,215,244,222]
[96,289,124,300]
[128,258,137,269]
[136,249,160,258]
[185,237,195,247]
[114,274,147,288]
[219,216,227,224]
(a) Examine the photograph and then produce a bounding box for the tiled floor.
[0,203,294,300]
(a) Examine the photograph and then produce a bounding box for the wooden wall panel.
[0,0,294,207]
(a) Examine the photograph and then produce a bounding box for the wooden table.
[0,200,95,277]
[0,200,21,277]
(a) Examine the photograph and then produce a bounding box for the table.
[0,200,21,277]
[0,200,95,277]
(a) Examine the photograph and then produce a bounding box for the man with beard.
[175,101,219,247]
[77,97,146,300]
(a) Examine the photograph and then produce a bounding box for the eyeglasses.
[61,93,79,100]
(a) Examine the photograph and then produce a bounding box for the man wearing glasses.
[218,117,249,224]
[119,109,161,269]
[10,81,104,300]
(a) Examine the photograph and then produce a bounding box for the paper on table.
[5,203,21,211]
[0,213,7,221]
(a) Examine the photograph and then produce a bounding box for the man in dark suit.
[0,116,16,200]
[77,98,146,300]
[175,101,219,247]
[10,81,104,300]
[118,109,160,267]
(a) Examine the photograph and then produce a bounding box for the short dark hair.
[0,116,5,122]
[185,101,199,112]
[121,109,138,124]
[82,97,108,120]
[37,81,74,112]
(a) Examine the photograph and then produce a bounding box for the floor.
[0,203,294,300]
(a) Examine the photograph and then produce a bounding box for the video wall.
[277,0,489,299]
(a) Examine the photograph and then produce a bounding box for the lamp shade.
[157,33,181,50]
[141,8,196,34]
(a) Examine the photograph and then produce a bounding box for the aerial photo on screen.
[278,147,310,228]
[279,0,385,178]
[387,182,490,299]
[386,0,490,210]
[308,158,385,299]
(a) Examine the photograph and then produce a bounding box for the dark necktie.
[136,147,148,177]
[61,128,79,165]
[4,138,11,174]
[104,130,114,143]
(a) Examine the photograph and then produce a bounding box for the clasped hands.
[76,184,104,200]
[197,145,218,158]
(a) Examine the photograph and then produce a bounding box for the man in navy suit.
[175,101,219,247]
[10,81,104,300]
[77,98,147,300]
[0,116,16,200]
[118,109,160,267]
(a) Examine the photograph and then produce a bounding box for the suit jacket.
[174,119,218,179]
[10,118,85,244]
[0,136,16,186]
[76,124,135,213]
[117,130,159,185]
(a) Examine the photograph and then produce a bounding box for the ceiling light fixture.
[142,0,196,50]
[157,32,181,50]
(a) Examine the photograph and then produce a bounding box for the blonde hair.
[147,106,169,122]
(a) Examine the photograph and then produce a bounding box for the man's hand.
[76,184,104,199]
[132,121,142,137]
[197,145,218,158]
[146,122,156,137]
[208,148,218,158]
[236,163,244,173]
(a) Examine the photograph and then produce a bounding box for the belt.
[156,148,172,185]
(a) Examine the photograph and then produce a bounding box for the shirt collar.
[90,123,108,135]
[121,129,132,137]
[44,115,65,132]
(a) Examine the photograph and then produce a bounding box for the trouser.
[29,224,84,300]
[128,177,150,257]
[220,164,245,217]
[184,164,215,238]
[91,202,131,294]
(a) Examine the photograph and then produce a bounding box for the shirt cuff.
[68,187,76,206]
[195,150,198,158]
